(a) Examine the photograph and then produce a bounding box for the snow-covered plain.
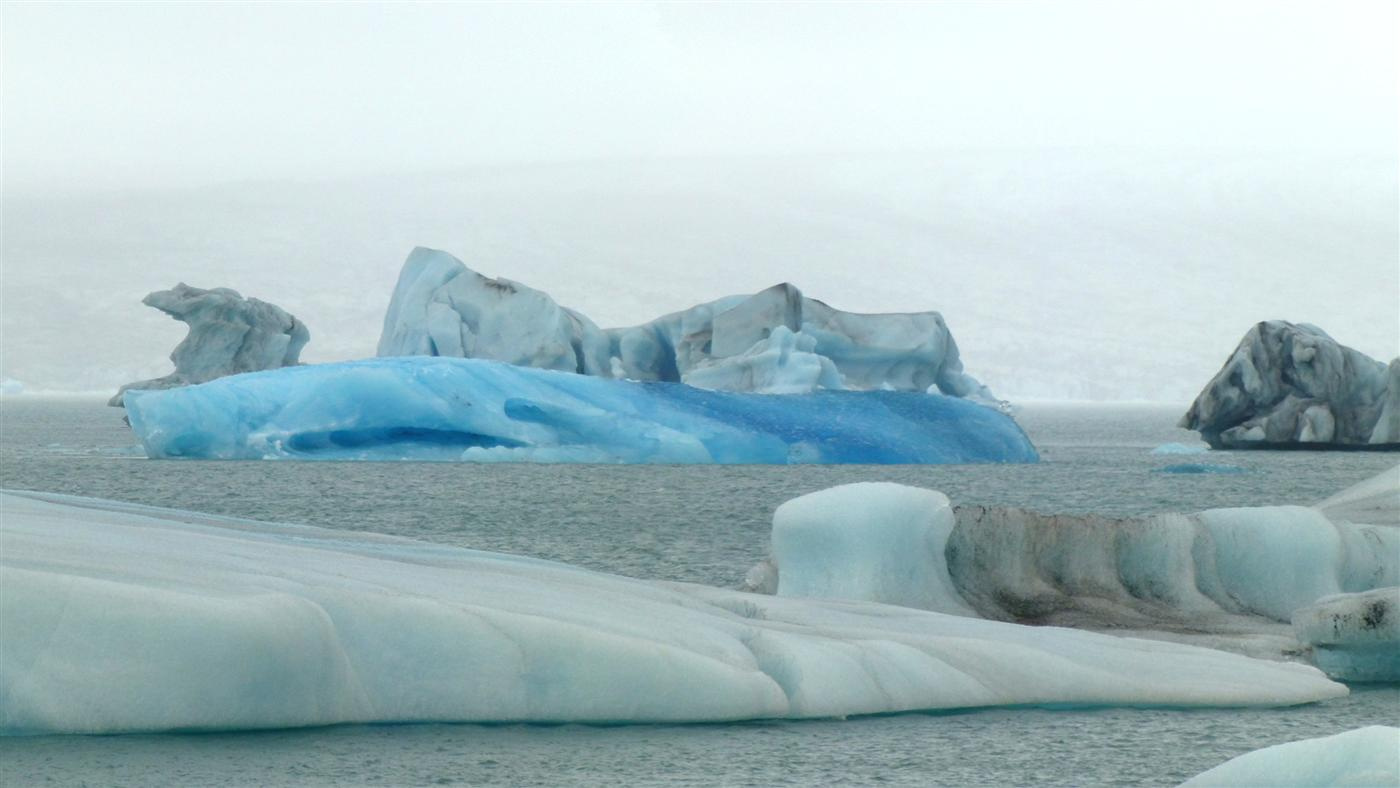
[0,490,1348,735]
[1179,726,1400,787]
[122,356,1037,464]
[749,468,1400,664]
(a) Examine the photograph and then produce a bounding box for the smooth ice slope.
[123,357,1037,464]
[1315,464,1400,526]
[110,284,309,406]
[0,491,1346,735]
[373,249,1000,400]
[750,468,1400,660]
[1292,588,1400,682]
[1180,321,1398,448]
[1179,726,1400,787]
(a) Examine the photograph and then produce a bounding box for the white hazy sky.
[4,1,1395,191]
[2,1,1397,400]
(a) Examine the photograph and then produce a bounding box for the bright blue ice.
[123,357,1039,464]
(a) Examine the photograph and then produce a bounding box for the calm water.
[1,398,1396,786]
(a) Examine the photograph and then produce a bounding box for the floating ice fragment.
[1179,726,1400,787]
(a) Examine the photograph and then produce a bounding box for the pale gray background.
[3,1,1396,401]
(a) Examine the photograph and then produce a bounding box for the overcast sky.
[4,1,1395,191]
[2,2,1396,400]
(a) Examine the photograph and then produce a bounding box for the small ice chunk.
[1156,463,1248,474]
[1150,442,1208,455]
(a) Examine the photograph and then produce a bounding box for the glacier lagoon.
[123,357,1037,464]
[1,400,1397,786]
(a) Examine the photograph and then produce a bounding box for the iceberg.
[1179,321,1399,448]
[375,248,1001,401]
[681,325,844,395]
[1154,463,1248,474]
[1149,442,1208,455]
[122,356,1038,464]
[110,284,309,407]
[0,490,1345,735]
[767,483,976,616]
[1292,588,1400,682]
[1315,464,1400,526]
[377,247,611,376]
[1179,726,1400,787]
[750,468,1400,662]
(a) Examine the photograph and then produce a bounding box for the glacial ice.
[377,247,612,376]
[681,326,844,395]
[1149,442,1208,455]
[123,357,1038,464]
[1155,463,1248,474]
[374,249,1000,401]
[1179,726,1400,787]
[1292,588,1400,682]
[770,483,975,616]
[110,283,309,406]
[751,468,1400,662]
[1179,320,1398,448]
[0,491,1346,735]
[1315,464,1400,526]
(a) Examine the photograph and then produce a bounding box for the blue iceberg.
[1156,463,1250,475]
[124,357,1039,464]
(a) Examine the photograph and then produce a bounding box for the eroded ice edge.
[0,491,1342,735]
[745,467,1400,673]
[123,357,1037,464]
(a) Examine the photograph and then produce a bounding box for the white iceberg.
[681,325,843,395]
[123,357,1038,464]
[752,468,1400,662]
[110,283,309,407]
[378,247,611,376]
[769,483,975,616]
[1292,588,1400,682]
[0,491,1345,735]
[1179,726,1400,787]
[1180,321,1398,448]
[375,249,1001,401]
